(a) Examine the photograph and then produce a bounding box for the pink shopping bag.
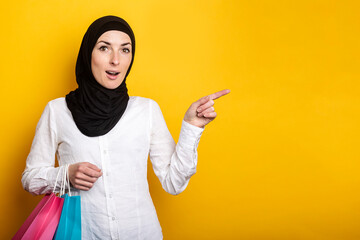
[12,192,64,240]
[13,166,68,240]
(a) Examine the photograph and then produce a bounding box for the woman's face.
[91,30,132,89]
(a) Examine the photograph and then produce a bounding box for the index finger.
[209,89,231,100]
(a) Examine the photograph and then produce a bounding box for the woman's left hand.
[184,89,230,128]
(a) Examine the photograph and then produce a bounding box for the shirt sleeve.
[21,101,64,195]
[149,100,204,195]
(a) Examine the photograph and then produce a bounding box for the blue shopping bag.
[53,164,81,240]
[53,194,81,240]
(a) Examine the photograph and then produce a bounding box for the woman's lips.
[105,71,120,80]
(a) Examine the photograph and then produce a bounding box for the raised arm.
[149,90,230,195]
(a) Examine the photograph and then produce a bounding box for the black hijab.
[66,16,135,137]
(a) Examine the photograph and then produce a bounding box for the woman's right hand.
[68,162,103,191]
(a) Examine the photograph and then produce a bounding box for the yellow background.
[1,0,360,239]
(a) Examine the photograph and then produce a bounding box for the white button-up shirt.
[22,96,204,240]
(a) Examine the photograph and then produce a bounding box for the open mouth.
[106,71,120,76]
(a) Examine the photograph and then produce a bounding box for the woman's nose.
[110,52,120,65]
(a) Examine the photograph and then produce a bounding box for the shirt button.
[112,217,116,221]
[103,150,107,154]
[109,194,112,198]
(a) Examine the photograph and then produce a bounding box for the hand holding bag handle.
[54,164,82,240]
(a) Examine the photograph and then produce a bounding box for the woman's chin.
[100,80,124,89]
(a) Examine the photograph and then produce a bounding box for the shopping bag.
[53,164,81,240]
[13,167,66,240]
[53,194,81,240]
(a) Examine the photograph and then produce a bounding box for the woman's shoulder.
[47,97,66,107]
[128,96,164,118]
[45,97,68,113]
[129,96,158,106]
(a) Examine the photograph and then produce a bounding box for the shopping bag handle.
[60,164,72,197]
[52,165,64,194]
[52,164,72,197]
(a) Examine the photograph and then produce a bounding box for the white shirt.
[22,96,204,240]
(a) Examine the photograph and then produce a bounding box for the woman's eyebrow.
[96,41,131,46]
[97,40,111,45]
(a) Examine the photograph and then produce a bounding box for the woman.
[22,16,229,239]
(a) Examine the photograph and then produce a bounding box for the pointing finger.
[209,89,231,100]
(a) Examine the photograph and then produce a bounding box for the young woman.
[22,15,230,239]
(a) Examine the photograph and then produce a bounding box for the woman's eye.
[123,48,130,53]
[99,46,108,51]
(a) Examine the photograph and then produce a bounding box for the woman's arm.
[149,100,204,195]
[21,102,61,195]
[149,90,230,195]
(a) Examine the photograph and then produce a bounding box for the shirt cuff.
[178,120,205,151]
